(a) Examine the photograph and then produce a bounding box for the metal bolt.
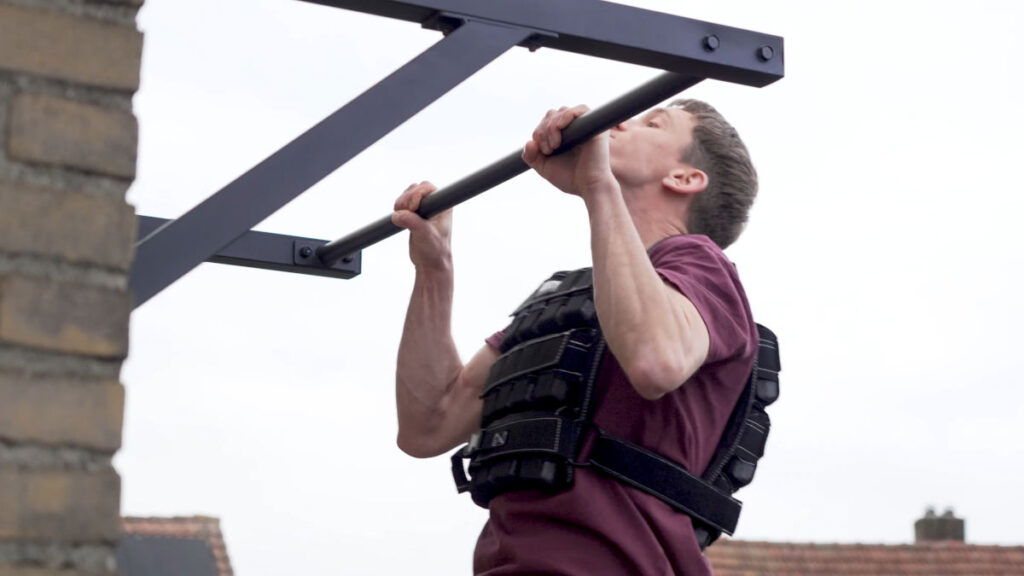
[299,246,313,259]
[341,256,354,264]
[703,35,720,52]
[757,45,775,62]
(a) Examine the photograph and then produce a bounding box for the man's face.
[609,106,698,189]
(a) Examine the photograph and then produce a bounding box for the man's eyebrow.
[646,108,673,125]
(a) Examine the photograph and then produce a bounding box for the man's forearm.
[395,264,464,453]
[584,186,696,400]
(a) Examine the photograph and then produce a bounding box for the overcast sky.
[118,1,1024,574]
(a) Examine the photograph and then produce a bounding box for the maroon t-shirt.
[474,234,758,576]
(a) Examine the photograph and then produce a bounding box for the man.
[392,99,760,575]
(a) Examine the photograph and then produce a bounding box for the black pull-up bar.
[130,0,783,308]
[318,72,703,265]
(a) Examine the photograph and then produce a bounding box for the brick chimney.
[0,2,142,574]
[915,507,965,543]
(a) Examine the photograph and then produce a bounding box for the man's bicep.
[461,343,500,398]
[439,343,498,451]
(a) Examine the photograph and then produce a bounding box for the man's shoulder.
[648,233,730,263]
[648,234,738,279]
[651,233,754,364]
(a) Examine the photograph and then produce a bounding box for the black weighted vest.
[451,268,781,548]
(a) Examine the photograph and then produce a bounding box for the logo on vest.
[490,430,509,448]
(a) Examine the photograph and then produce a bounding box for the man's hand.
[391,181,452,272]
[391,184,494,458]
[522,105,620,200]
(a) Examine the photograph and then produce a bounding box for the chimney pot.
[915,507,965,543]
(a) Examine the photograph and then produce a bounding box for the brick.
[0,4,142,91]
[0,276,130,359]
[7,94,137,179]
[0,181,135,271]
[0,468,120,542]
[0,373,123,451]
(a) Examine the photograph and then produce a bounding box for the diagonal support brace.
[129,18,535,309]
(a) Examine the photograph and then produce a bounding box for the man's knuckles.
[393,210,422,230]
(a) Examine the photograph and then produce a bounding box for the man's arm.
[583,187,710,400]
[392,182,497,458]
[522,107,710,400]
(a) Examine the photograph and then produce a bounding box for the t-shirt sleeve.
[649,235,753,365]
[485,330,505,351]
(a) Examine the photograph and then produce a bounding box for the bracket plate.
[138,216,361,280]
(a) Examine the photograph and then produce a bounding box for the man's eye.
[646,121,659,128]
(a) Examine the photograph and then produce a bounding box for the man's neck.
[621,187,688,249]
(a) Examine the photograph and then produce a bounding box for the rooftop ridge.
[121,515,233,576]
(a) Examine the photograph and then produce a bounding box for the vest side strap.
[588,432,741,535]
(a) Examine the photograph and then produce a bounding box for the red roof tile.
[122,516,234,576]
[708,540,1024,576]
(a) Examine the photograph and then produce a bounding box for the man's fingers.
[544,108,563,154]
[535,105,589,155]
[528,103,591,160]
[546,128,560,155]
[408,181,437,212]
[532,123,548,154]
[391,210,409,230]
[534,109,567,155]
[522,140,543,167]
[392,179,444,233]
[416,181,438,198]
[555,105,588,130]
[549,105,588,152]
[392,209,428,232]
[394,182,422,211]
[394,181,437,212]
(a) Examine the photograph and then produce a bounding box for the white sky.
[119,1,1024,574]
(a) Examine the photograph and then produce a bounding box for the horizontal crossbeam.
[137,216,361,279]
[300,0,784,86]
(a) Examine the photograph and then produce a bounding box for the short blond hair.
[671,99,758,249]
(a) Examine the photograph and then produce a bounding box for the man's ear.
[662,168,708,196]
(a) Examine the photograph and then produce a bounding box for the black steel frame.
[131,0,783,309]
[137,216,361,279]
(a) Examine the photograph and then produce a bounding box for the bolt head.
[757,45,775,62]
[703,35,720,52]
[299,246,313,258]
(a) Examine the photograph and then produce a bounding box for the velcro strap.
[588,432,742,535]
[484,332,571,394]
[467,416,575,463]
